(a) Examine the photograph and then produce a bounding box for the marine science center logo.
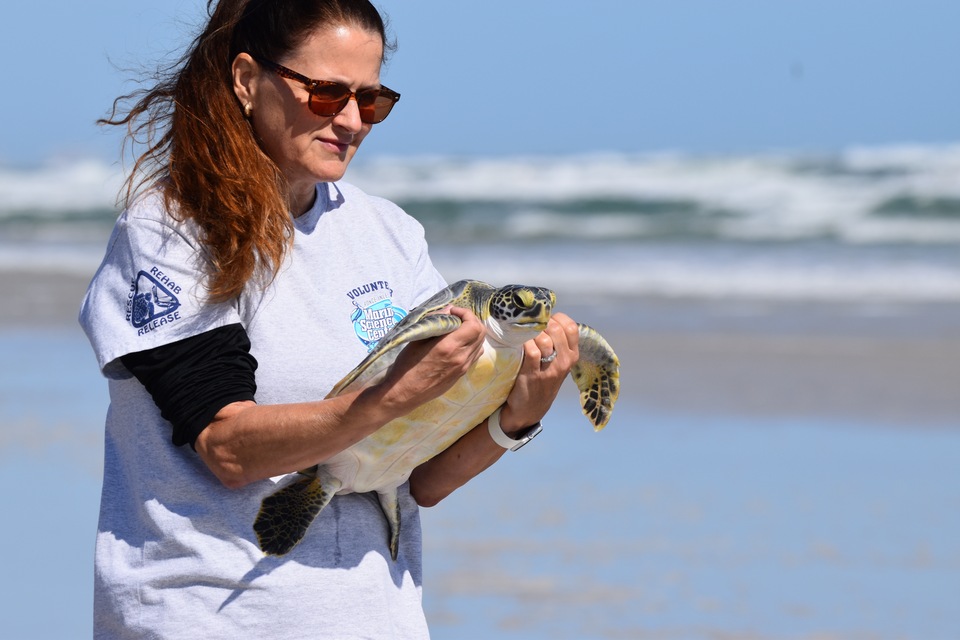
[126,268,182,335]
[347,280,406,350]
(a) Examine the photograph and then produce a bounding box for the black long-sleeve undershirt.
[120,323,258,449]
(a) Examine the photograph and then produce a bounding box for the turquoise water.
[2,328,958,639]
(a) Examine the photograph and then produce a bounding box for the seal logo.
[346,280,407,350]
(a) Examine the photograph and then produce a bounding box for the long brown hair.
[101,0,392,302]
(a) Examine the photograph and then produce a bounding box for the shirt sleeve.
[120,323,258,448]
[79,192,243,379]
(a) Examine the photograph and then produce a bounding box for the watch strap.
[487,407,542,451]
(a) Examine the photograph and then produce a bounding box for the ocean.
[3,143,960,303]
[2,145,959,639]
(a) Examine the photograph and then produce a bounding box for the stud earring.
[243,103,253,118]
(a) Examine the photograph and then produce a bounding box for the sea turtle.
[253,279,620,558]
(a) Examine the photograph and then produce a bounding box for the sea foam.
[3,145,960,302]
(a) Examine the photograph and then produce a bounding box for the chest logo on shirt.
[126,268,182,335]
[346,280,407,350]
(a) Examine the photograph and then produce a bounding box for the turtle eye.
[513,290,534,309]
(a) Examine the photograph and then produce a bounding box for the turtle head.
[484,284,556,346]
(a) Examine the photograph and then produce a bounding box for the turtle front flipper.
[570,323,621,431]
[254,466,343,555]
[329,313,465,396]
[376,489,402,561]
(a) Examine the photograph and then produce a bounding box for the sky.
[2,0,959,166]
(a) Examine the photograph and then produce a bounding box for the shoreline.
[5,270,959,429]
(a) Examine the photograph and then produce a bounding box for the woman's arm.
[408,313,581,507]
[195,307,487,488]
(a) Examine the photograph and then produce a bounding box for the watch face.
[510,422,543,451]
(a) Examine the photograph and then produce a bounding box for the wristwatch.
[487,407,543,451]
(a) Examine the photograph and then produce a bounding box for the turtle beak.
[513,320,548,332]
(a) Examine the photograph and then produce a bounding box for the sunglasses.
[254,56,400,124]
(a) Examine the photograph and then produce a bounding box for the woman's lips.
[318,137,351,153]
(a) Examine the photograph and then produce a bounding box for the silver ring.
[540,351,557,364]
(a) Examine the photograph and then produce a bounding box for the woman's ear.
[232,52,259,107]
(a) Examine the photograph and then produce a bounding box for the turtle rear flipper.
[570,323,621,431]
[254,467,342,555]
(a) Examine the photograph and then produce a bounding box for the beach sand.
[0,269,91,328]
[605,328,960,427]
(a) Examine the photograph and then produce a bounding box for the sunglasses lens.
[307,83,352,117]
[357,90,398,124]
[307,83,399,123]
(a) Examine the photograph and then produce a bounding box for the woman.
[80,0,579,637]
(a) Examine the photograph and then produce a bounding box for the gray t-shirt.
[80,181,446,639]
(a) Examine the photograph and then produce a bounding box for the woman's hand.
[498,312,580,434]
[408,312,580,506]
[377,306,487,415]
